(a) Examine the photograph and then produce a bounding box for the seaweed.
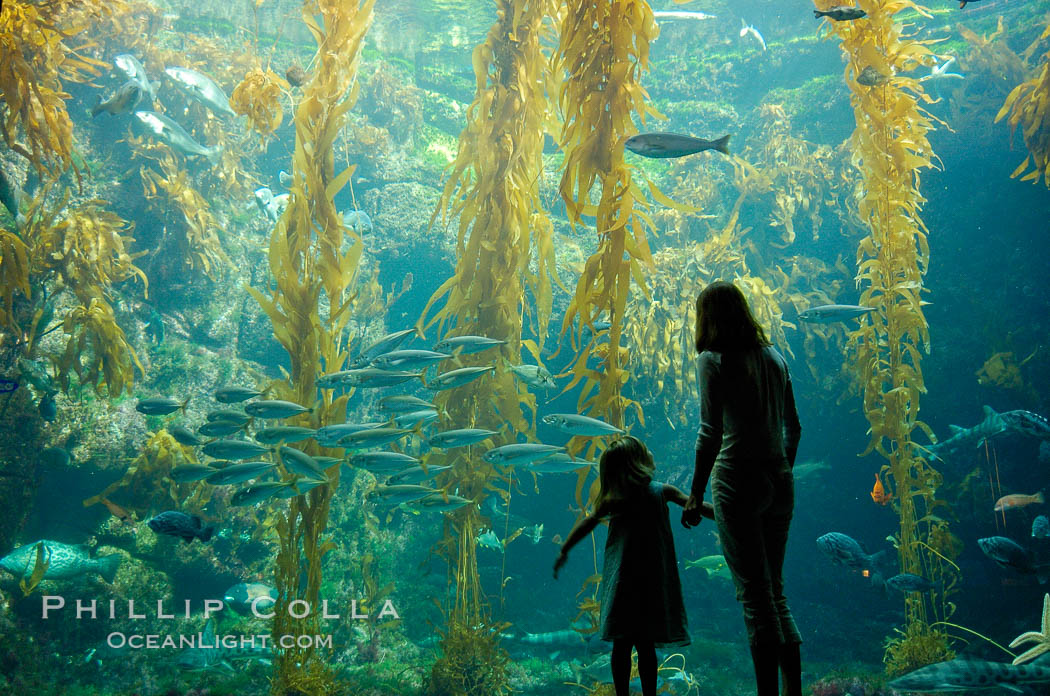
[814,0,957,673]
[996,21,1050,187]
[231,67,291,138]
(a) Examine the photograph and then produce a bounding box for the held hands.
[682,495,713,529]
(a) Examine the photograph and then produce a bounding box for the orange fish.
[871,474,892,506]
[100,497,134,524]
[994,492,1044,512]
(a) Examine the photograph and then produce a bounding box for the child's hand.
[553,550,568,579]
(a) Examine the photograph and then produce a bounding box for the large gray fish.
[978,536,1045,579]
[177,619,273,672]
[165,66,237,117]
[433,335,507,355]
[92,81,143,117]
[113,54,157,103]
[928,406,1008,461]
[624,132,730,159]
[0,540,120,583]
[482,443,565,465]
[887,657,1050,692]
[133,111,221,163]
[542,413,625,437]
[797,304,875,323]
[427,428,498,449]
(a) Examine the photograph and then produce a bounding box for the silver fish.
[338,427,412,449]
[214,386,265,403]
[92,81,143,117]
[372,484,435,504]
[171,464,219,482]
[165,66,236,117]
[277,446,326,481]
[507,363,557,389]
[349,451,420,474]
[133,111,221,163]
[482,443,565,465]
[433,335,507,355]
[360,329,417,361]
[229,481,295,506]
[427,366,494,391]
[201,439,271,461]
[244,400,312,419]
[541,413,624,437]
[393,409,439,428]
[797,304,875,323]
[408,492,472,512]
[205,461,276,485]
[113,54,157,102]
[371,349,450,370]
[253,426,316,445]
[527,453,597,474]
[427,428,498,449]
[315,422,386,447]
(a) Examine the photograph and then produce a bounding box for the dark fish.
[885,573,934,593]
[206,409,251,425]
[1033,515,1050,539]
[958,0,983,7]
[38,392,57,421]
[978,536,1036,574]
[244,400,311,419]
[857,66,888,87]
[214,386,265,404]
[0,169,23,221]
[624,132,730,159]
[813,6,867,21]
[169,425,202,447]
[0,378,18,394]
[197,420,246,438]
[889,657,1050,693]
[92,80,143,117]
[136,395,189,416]
[147,511,214,543]
[40,446,71,467]
[171,464,218,483]
[816,532,887,571]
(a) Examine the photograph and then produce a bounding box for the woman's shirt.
[695,345,801,464]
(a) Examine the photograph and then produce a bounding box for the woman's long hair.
[595,435,655,508]
[694,280,770,354]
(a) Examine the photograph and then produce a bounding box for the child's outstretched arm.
[553,506,606,579]
[663,484,715,520]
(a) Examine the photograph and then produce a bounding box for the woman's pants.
[711,458,802,648]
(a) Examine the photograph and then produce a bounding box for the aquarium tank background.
[0,0,1049,694]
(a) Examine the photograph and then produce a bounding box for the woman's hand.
[553,550,568,579]
[681,494,705,528]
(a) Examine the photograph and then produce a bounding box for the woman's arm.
[553,505,607,578]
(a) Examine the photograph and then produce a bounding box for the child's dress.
[599,479,690,647]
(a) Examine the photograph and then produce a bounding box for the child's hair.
[595,435,655,508]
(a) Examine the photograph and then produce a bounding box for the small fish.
[994,492,1044,513]
[230,482,295,506]
[977,536,1036,575]
[686,554,732,581]
[507,363,557,390]
[857,66,889,87]
[433,335,507,355]
[92,80,143,117]
[813,6,867,21]
[370,349,450,370]
[476,529,503,551]
[387,464,451,484]
[198,420,246,438]
[277,446,326,481]
[133,111,221,163]
[427,428,498,449]
[1033,515,1050,539]
[338,427,412,449]
[205,461,276,485]
[541,413,625,437]
[348,451,420,474]
[214,386,266,403]
[885,573,934,593]
[342,209,373,235]
[393,409,439,428]
[0,540,120,583]
[224,582,278,615]
[372,484,436,504]
[797,304,875,323]
[336,367,423,388]
[136,395,189,416]
[482,443,565,465]
[408,492,472,512]
[169,425,202,447]
[278,170,293,187]
[527,453,596,474]
[958,0,983,7]
[171,464,218,483]
[38,392,57,421]
[427,366,495,391]
[529,524,544,544]
[652,10,716,20]
[624,132,730,159]
[378,395,436,413]
[359,329,417,361]
[201,439,271,461]
[244,399,312,419]
[315,422,386,447]
[177,618,272,672]
[99,498,134,524]
[206,409,251,425]
[40,446,71,467]
[253,426,316,445]
[871,473,892,505]
[165,66,236,117]
[147,511,214,543]
[254,187,288,222]
[739,19,766,51]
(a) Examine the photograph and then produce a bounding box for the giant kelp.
[814,0,957,673]
[996,21,1050,187]
[418,0,556,691]
[0,0,110,179]
[244,1,374,693]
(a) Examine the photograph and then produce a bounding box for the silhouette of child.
[554,435,713,696]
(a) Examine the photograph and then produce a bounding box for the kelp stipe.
[814,0,958,674]
[418,0,557,690]
[245,1,374,693]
